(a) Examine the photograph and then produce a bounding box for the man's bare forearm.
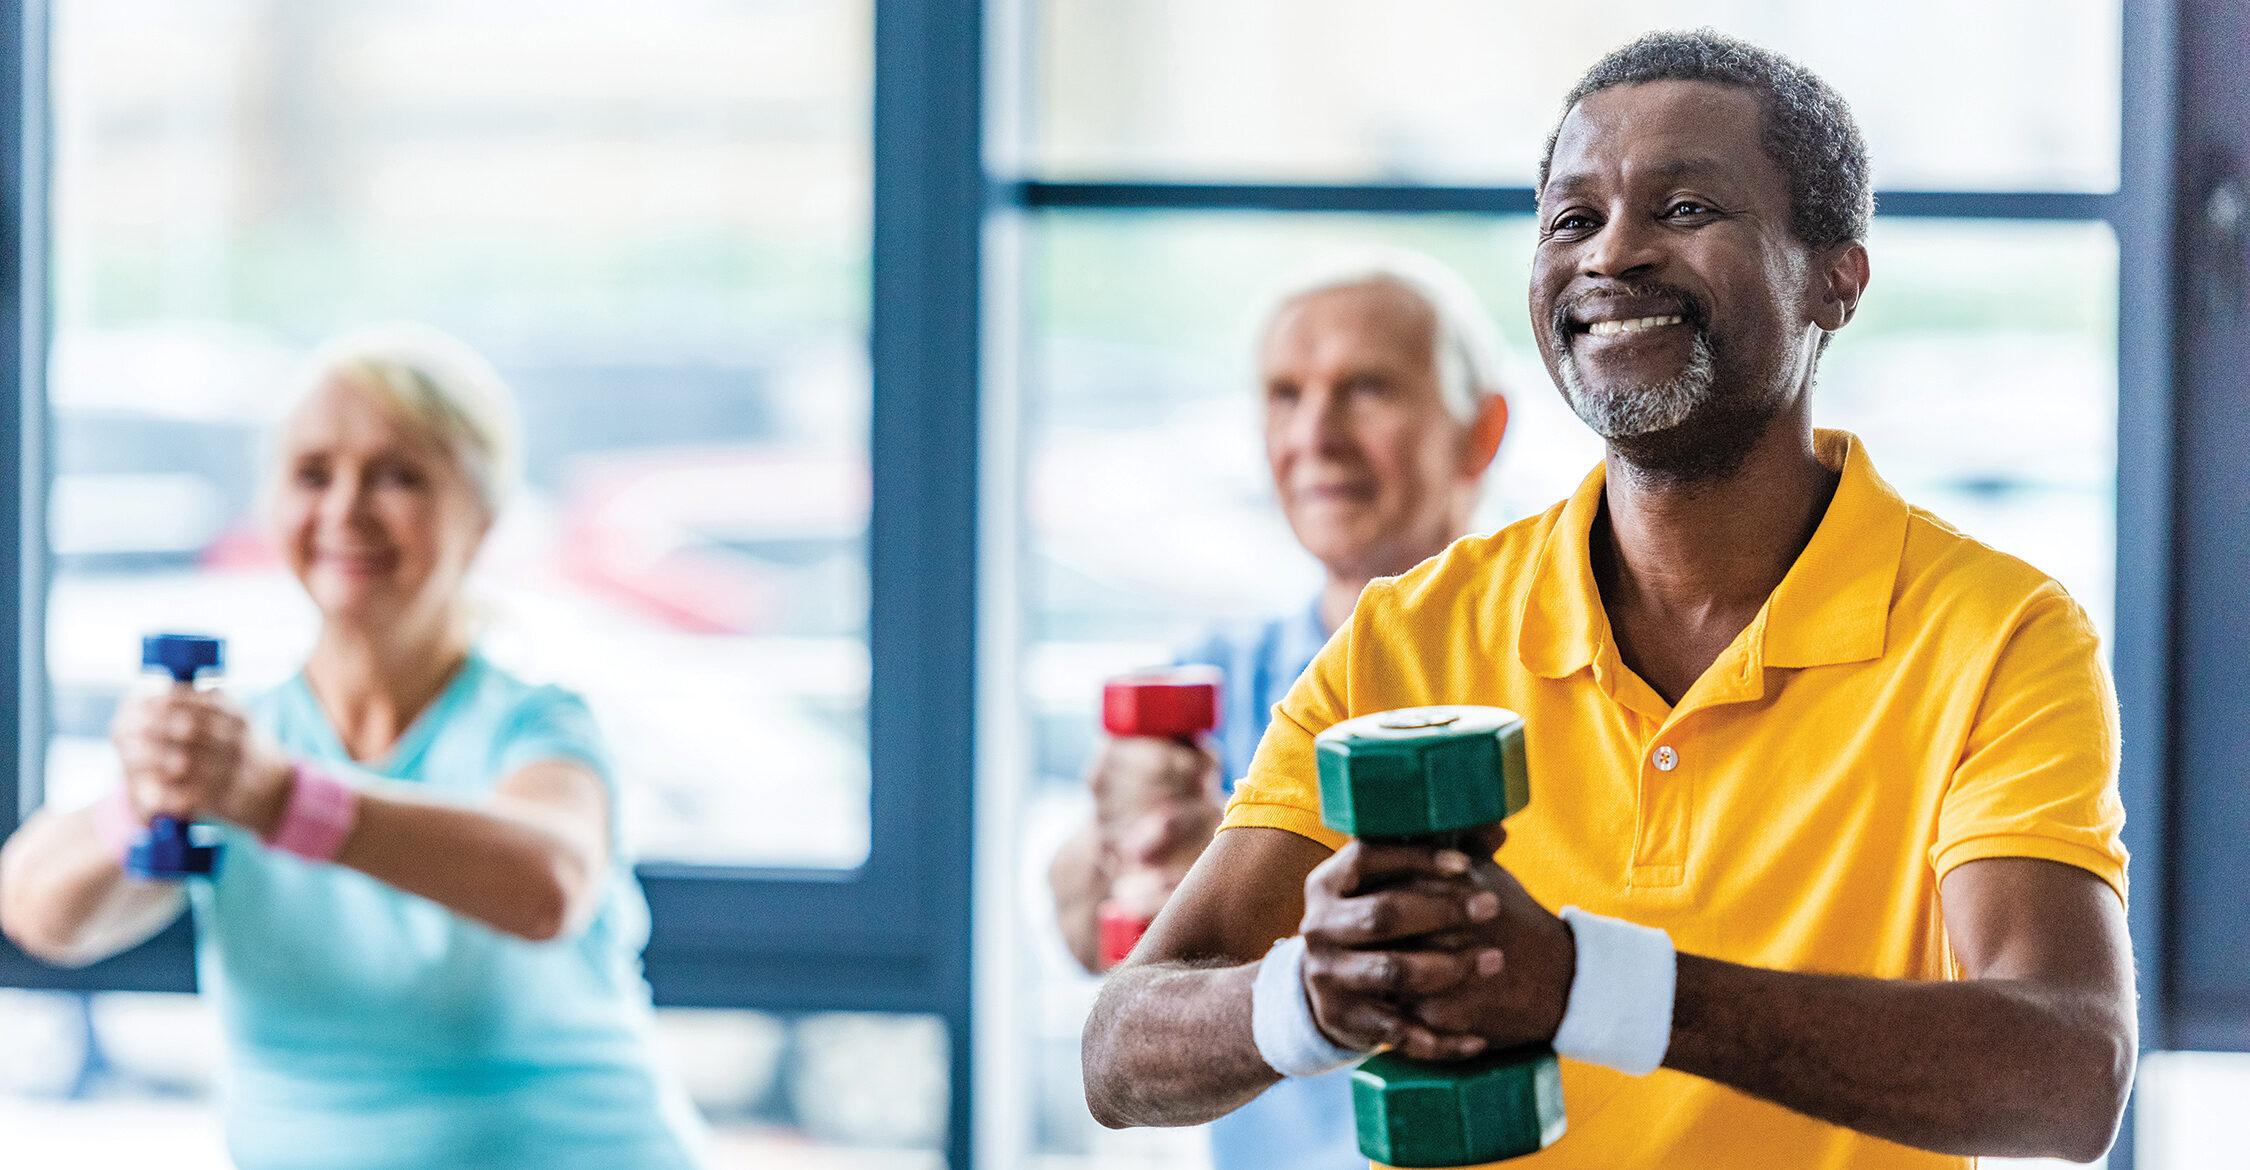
[1082,960,1281,1128]
[1666,954,2135,1161]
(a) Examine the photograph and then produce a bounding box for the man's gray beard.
[1555,330,1719,441]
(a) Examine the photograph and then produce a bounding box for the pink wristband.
[95,787,143,861]
[265,761,360,862]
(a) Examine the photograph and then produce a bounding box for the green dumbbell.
[1314,705,1565,1167]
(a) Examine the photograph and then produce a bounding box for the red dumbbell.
[1095,668,1221,969]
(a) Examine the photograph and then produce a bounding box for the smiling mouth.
[1584,315,1685,337]
[319,550,397,570]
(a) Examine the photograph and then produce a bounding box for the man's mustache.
[1549,283,1712,349]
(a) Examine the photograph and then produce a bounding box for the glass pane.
[2139,1052,2250,1168]
[666,1010,949,1167]
[0,993,947,1169]
[42,0,872,867]
[1029,0,2120,191]
[1822,219,2118,633]
[1013,211,2114,655]
[994,210,2114,1165]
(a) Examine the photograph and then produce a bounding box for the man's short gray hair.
[1255,249,1509,424]
[1538,29,1873,249]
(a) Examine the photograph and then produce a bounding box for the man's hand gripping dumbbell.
[1285,705,1568,1165]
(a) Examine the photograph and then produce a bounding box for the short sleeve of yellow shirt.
[1926,587,2125,894]
[1218,431,2126,1170]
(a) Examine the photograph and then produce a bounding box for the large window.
[2,1,978,1166]
[43,0,874,869]
[1030,0,2120,191]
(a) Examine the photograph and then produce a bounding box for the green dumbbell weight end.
[1314,706,1565,1167]
[1351,1050,1566,1168]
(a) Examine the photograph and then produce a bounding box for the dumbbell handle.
[1097,902,1149,969]
[1096,759,1206,969]
[1095,671,1220,968]
[1314,706,1560,1165]
[125,635,226,879]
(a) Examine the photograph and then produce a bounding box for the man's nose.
[1581,212,1665,282]
[1289,385,1357,455]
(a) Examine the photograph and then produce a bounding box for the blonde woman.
[0,327,708,1169]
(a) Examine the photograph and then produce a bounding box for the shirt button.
[1652,745,1679,772]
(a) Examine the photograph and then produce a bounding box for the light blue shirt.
[1178,600,1365,1170]
[189,652,707,1170]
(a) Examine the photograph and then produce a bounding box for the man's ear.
[1462,391,1509,478]
[1814,241,1872,335]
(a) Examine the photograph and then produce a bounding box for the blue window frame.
[2151,0,2250,1060]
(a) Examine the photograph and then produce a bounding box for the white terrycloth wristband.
[1552,906,1677,1076]
[1252,935,1371,1077]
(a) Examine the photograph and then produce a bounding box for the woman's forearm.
[1082,959,1280,1128]
[335,785,605,942]
[0,804,186,966]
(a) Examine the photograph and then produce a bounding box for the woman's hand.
[110,688,295,837]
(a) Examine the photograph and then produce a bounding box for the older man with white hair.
[1050,249,1511,1170]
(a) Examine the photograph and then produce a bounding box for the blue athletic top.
[188,652,707,1170]
[1176,599,1365,1170]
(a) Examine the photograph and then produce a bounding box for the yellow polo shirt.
[1220,430,2126,1169]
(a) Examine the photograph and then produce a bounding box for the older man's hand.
[1087,734,1223,892]
[1088,735,1220,835]
[1117,795,1223,877]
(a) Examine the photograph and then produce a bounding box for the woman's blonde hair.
[293,324,523,516]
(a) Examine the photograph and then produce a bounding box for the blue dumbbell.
[123,634,226,879]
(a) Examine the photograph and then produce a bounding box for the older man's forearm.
[1665,955,2135,1162]
[1081,960,1282,1128]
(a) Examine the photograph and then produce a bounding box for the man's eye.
[1666,201,1712,218]
[1551,212,1596,233]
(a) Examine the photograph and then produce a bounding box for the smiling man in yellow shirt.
[1080,29,2133,1169]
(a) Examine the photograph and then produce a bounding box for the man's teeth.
[1586,315,1684,337]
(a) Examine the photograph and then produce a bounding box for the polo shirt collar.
[1515,455,1612,680]
[1516,429,1910,682]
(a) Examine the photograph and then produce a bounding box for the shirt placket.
[1615,637,1763,892]
[1630,723,1691,888]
